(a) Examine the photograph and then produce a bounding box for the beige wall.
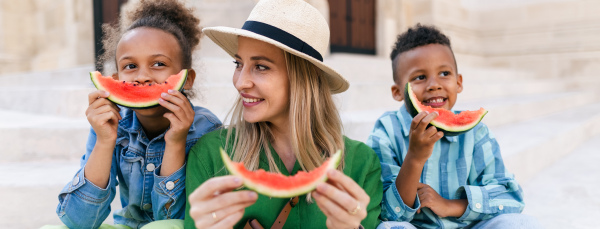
[1,0,598,78]
[0,0,93,75]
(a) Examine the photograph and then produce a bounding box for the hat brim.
[203,26,349,94]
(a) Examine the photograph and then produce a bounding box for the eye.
[153,62,166,67]
[123,63,136,70]
[233,60,242,69]
[440,71,450,77]
[256,65,269,71]
[414,75,426,81]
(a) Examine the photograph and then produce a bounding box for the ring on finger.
[212,211,217,220]
[349,202,361,215]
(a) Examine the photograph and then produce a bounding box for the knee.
[489,214,542,229]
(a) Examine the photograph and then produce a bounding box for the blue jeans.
[377,214,542,229]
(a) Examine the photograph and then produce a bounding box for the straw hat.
[202,0,349,94]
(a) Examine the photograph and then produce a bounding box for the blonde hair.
[225,51,345,174]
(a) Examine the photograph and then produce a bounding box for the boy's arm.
[457,124,525,222]
[367,111,441,222]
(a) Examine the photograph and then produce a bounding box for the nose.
[233,66,253,91]
[426,76,442,92]
[134,69,153,85]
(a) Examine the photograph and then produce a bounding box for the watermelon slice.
[89,69,188,109]
[403,82,487,136]
[220,148,343,198]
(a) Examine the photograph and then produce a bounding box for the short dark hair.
[390,24,454,83]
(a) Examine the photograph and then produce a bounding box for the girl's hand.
[188,176,258,229]
[312,170,370,229]
[407,111,443,163]
[159,89,195,144]
[86,90,121,142]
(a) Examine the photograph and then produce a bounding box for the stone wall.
[0,0,93,75]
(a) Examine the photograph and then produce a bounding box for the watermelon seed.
[149,84,152,86]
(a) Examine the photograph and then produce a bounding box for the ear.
[456,73,463,94]
[391,84,404,102]
[183,69,196,90]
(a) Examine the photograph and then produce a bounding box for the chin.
[134,106,167,117]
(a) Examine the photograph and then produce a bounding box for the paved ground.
[1,135,598,228]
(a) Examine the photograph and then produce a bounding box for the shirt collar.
[398,103,458,142]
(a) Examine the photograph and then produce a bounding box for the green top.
[184,129,383,229]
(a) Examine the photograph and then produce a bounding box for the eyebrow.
[118,54,172,62]
[234,54,275,64]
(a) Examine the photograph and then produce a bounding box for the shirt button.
[475,203,482,209]
[143,203,152,210]
[499,205,504,210]
[72,176,79,185]
[394,207,401,212]
[166,181,175,190]
[146,163,156,172]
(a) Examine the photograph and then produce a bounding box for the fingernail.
[158,98,164,102]
[425,111,429,114]
[161,92,168,97]
[317,183,327,191]
[104,91,110,96]
[328,170,336,177]
[248,192,257,199]
[233,177,242,185]
[168,89,174,93]
[312,192,320,198]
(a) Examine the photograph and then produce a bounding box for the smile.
[242,97,265,103]
[423,97,447,108]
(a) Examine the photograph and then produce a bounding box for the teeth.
[426,98,444,103]
[242,97,264,103]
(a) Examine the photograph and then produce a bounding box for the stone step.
[0,109,89,163]
[496,102,600,183]
[521,134,600,229]
[0,65,94,87]
[341,90,600,142]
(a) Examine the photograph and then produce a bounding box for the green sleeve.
[359,144,383,229]
[184,134,215,229]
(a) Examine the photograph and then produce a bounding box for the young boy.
[367,24,540,228]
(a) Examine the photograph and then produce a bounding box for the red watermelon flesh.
[89,69,188,109]
[404,82,487,136]
[221,148,342,198]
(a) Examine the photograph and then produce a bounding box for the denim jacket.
[56,105,221,229]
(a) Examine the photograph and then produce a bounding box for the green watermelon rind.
[89,69,188,109]
[403,82,488,136]
[220,148,343,198]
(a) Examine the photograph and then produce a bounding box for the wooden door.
[93,0,129,71]
[329,0,376,55]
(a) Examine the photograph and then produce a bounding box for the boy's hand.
[159,89,195,144]
[407,111,444,163]
[416,183,467,218]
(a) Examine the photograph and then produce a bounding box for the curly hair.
[99,0,201,73]
[389,24,455,83]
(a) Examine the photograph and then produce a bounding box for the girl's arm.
[56,128,119,229]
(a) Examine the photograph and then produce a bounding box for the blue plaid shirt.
[366,104,524,228]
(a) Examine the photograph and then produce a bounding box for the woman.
[184,0,382,228]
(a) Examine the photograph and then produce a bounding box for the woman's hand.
[159,89,195,144]
[312,170,370,229]
[188,176,258,229]
[86,90,121,142]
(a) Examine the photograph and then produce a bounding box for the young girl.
[53,0,220,228]
[184,0,382,228]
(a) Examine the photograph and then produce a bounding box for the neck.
[136,112,170,140]
[269,119,296,172]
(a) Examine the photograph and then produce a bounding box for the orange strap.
[244,196,299,229]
